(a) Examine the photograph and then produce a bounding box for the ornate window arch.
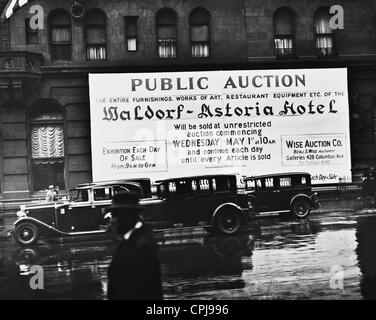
[314,7,336,58]
[85,9,107,60]
[273,7,296,58]
[29,100,65,192]
[190,8,211,58]
[156,8,177,59]
[49,9,72,61]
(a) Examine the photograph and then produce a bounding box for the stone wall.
[8,0,247,65]
[244,0,376,59]
[2,0,376,198]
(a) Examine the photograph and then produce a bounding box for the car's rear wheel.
[214,207,242,235]
[291,199,311,218]
[14,222,39,246]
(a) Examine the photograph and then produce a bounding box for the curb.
[314,209,357,215]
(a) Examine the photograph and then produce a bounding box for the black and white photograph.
[0,0,375,306]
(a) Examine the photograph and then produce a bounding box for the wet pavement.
[1,209,376,300]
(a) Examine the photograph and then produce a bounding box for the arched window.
[274,7,295,58]
[156,8,177,59]
[86,9,107,60]
[49,10,72,61]
[190,8,210,58]
[29,101,65,192]
[314,7,335,57]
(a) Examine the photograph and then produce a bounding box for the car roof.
[72,179,149,190]
[155,174,237,183]
[244,172,311,181]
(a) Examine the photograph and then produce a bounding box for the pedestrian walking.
[107,191,163,300]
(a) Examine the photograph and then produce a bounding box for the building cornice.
[35,57,376,79]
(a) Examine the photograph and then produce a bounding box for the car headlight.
[16,210,27,218]
[104,212,112,221]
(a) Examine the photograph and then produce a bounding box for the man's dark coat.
[107,224,163,300]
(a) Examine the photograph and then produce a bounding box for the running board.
[257,210,290,215]
[63,230,108,236]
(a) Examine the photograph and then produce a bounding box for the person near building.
[107,191,163,300]
[362,166,376,203]
[45,185,55,202]
[53,185,59,201]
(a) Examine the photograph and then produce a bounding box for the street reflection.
[2,240,115,299]
[159,234,254,299]
[356,216,376,299]
[0,211,376,299]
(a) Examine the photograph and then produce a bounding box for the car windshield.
[69,189,89,202]
[68,189,78,201]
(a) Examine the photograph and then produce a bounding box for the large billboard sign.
[89,68,351,184]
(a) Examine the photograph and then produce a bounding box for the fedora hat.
[107,191,143,212]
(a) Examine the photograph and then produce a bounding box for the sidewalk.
[315,198,364,214]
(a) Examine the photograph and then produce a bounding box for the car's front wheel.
[14,222,40,246]
[214,206,242,235]
[291,199,311,218]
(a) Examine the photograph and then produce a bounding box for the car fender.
[290,194,313,207]
[211,203,244,225]
[14,217,66,236]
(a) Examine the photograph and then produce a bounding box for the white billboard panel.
[89,68,351,184]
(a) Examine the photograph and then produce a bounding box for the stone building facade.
[1,0,376,199]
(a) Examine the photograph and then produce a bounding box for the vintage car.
[13,174,250,246]
[13,179,151,246]
[244,172,320,218]
[140,174,250,234]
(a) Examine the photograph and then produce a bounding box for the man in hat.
[107,191,163,300]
